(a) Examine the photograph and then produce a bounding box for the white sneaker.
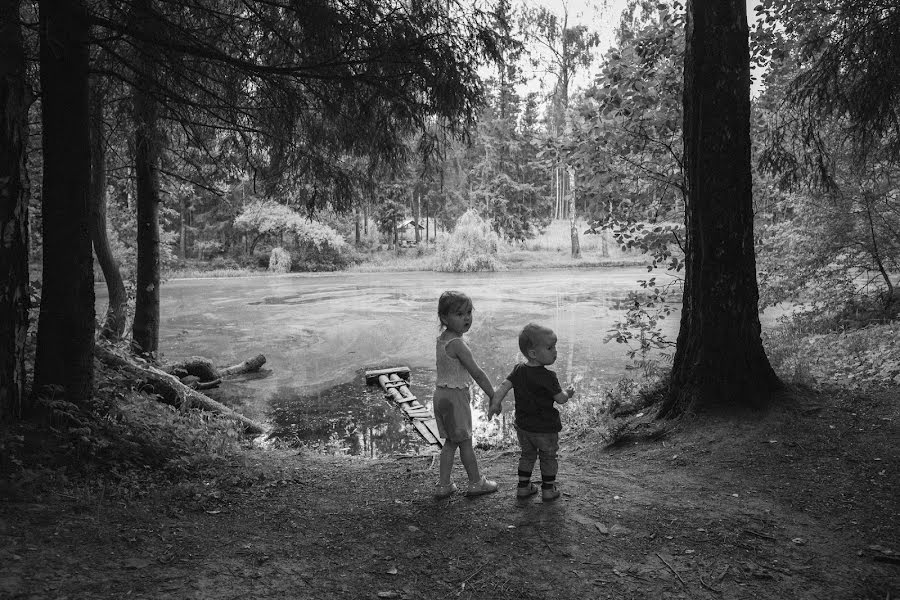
[434,483,458,500]
[465,476,499,497]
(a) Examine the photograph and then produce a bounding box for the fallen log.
[164,354,267,381]
[96,345,266,435]
[219,354,266,377]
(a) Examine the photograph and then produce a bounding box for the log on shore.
[96,345,266,435]
[164,354,267,381]
[219,354,266,377]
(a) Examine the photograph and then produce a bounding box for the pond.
[101,268,686,455]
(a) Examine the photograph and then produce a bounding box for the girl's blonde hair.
[437,290,473,329]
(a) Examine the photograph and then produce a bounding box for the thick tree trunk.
[0,0,31,420]
[131,2,161,356]
[90,83,128,341]
[34,0,95,405]
[661,0,779,417]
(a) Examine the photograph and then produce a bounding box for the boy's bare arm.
[553,385,575,404]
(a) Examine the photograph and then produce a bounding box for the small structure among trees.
[396,219,425,247]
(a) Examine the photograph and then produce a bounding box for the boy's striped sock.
[517,470,532,488]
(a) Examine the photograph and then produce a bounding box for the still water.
[100,268,685,455]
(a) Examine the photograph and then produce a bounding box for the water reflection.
[103,268,685,456]
[267,370,443,456]
[264,356,648,457]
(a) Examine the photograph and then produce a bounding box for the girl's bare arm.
[447,338,494,399]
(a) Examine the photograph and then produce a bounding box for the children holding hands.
[488,323,575,502]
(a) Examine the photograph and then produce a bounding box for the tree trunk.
[131,0,161,356]
[179,196,187,259]
[568,168,580,259]
[0,0,31,421]
[90,82,128,341]
[354,206,360,245]
[392,214,398,250]
[414,192,421,244]
[34,0,95,405]
[661,0,779,417]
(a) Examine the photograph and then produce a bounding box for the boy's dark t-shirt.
[507,363,563,433]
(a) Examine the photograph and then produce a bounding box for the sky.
[518,0,632,93]
[517,0,766,97]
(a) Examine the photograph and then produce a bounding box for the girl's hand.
[487,400,502,420]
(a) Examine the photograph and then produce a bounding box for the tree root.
[96,344,266,435]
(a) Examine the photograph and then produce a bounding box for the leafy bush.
[435,209,503,272]
[268,247,292,272]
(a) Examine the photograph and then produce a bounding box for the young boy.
[488,323,575,501]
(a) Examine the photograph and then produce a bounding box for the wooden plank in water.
[364,366,410,384]
[413,419,441,446]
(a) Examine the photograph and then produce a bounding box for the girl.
[432,290,498,499]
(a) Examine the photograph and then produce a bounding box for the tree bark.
[131,0,161,356]
[661,0,779,417]
[89,81,128,341]
[0,0,31,420]
[34,0,95,406]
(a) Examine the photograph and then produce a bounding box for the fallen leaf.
[386,567,398,575]
[792,538,806,545]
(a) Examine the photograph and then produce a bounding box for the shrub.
[435,209,503,272]
[268,247,292,272]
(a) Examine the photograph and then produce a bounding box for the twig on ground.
[700,574,723,593]
[715,564,730,582]
[655,553,688,588]
[460,564,486,586]
[743,528,776,541]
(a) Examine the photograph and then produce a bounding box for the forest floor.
[1,380,898,600]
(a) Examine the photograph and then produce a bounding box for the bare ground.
[1,385,898,600]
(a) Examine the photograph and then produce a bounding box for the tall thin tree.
[89,80,128,340]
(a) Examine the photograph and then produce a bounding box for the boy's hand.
[566,385,576,398]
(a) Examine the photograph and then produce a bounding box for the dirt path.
[2,386,897,600]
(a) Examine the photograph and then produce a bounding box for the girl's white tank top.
[435,336,471,388]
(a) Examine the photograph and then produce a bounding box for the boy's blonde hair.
[518,323,551,357]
